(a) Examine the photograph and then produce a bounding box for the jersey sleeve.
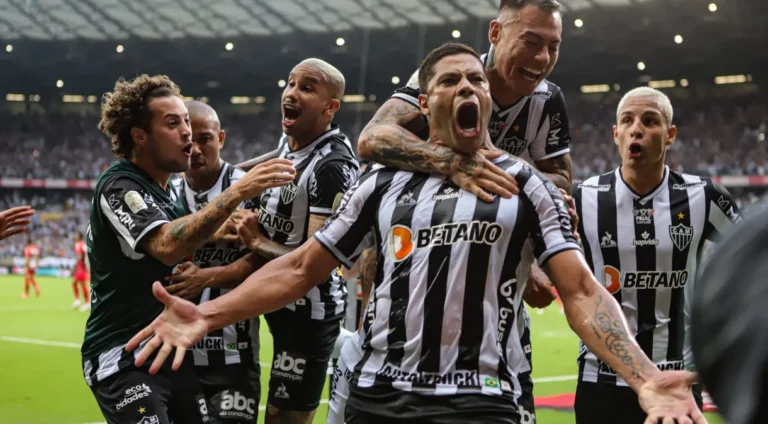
[518,165,581,265]
[705,181,742,242]
[528,87,572,161]
[390,69,421,108]
[98,177,171,253]
[309,158,361,216]
[314,170,382,269]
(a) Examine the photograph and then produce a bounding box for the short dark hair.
[98,74,182,159]
[499,0,562,13]
[418,43,483,94]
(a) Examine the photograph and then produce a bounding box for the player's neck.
[621,162,666,196]
[185,160,223,193]
[131,156,171,190]
[288,122,331,151]
[486,67,523,107]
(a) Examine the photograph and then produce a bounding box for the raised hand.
[235,158,296,201]
[125,282,208,374]
[639,371,708,424]
[449,149,519,203]
[0,206,35,240]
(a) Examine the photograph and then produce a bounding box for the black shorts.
[264,308,340,411]
[517,371,536,424]
[89,358,209,424]
[346,386,520,424]
[197,362,262,423]
[575,381,704,424]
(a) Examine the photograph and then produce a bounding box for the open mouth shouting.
[282,103,302,128]
[182,142,193,158]
[455,101,481,139]
[628,142,643,159]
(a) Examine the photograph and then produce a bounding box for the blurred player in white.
[22,236,41,298]
[71,231,91,311]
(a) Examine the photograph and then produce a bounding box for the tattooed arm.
[535,153,573,194]
[542,249,659,391]
[357,246,377,331]
[238,212,328,261]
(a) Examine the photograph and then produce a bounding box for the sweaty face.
[188,115,223,178]
[145,96,193,173]
[281,64,333,139]
[491,6,562,98]
[613,96,675,169]
[421,54,492,154]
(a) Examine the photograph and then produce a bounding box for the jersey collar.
[615,165,670,204]
[284,124,340,158]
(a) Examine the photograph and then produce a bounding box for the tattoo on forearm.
[589,295,647,381]
[537,154,573,193]
[362,101,455,175]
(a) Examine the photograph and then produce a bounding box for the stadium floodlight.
[5,44,12,53]
[369,94,377,102]
[87,95,98,103]
[709,3,717,12]
[637,62,646,71]
[452,30,461,39]
[116,44,124,53]
[56,80,64,88]
[225,42,234,51]
[254,96,266,104]
[674,35,683,44]
[278,79,286,88]
[336,37,345,46]
[391,76,400,85]
[575,19,584,28]
[580,84,610,94]
[5,94,24,102]
[759,133,765,142]
[230,96,250,104]
[613,84,621,91]
[680,79,689,87]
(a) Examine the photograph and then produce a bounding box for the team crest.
[280,182,299,204]
[137,416,160,424]
[669,223,693,251]
[497,136,527,156]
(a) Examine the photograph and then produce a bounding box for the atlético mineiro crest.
[280,182,298,204]
[669,223,693,251]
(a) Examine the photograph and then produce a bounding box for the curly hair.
[98,74,182,159]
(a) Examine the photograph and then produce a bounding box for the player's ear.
[218,130,226,149]
[666,125,677,146]
[131,127,148,148]
[326,98,341,116]
[418,93,430,118]
[489,19,502,46]
[613,125,619,146]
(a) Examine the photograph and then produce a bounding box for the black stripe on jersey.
[382,174,430,370]
[456,194,502,371]
[666,173,692,361]
[574,183,594,274]
[596,172,620,385]
[633,197,657,359]
[419,179,461,375]
[206,288,226,365]
[178,177,191,212]
[268,160,314,246]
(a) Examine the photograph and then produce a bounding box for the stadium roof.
[0,0,766,100]
[0,0,661,40]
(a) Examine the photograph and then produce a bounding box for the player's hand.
[235,158,296,201]
[165,262,212,300]
[126,282,208,374]
[0,205,35,240]
[559,188,580,241]
[639,371,708,424]
[524,263,557,308]
[449,150,519,203]
[210,215,240,243]
[232,209,263,252]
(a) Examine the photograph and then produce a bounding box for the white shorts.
[326,333,364,424]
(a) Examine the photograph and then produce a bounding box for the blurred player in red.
[22,237,41,298]
[72,231,90,311]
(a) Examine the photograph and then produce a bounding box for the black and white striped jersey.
[391,50,571,162]
[257,125,360,321]
[314,155,579,404]
[574,166,742,386]
[173,161,256,368]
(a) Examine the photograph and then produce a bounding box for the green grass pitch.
[0,276,724,423]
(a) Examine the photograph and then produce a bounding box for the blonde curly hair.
[98,74,182,159]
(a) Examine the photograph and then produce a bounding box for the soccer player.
[71,231,90,311]
[0,205,34,240]
[356,1,573,418]
[81,74,295,424]
[22,236,41,298]
[170,100,263,424]
[128,43,705,424]
[572,87,740,424]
